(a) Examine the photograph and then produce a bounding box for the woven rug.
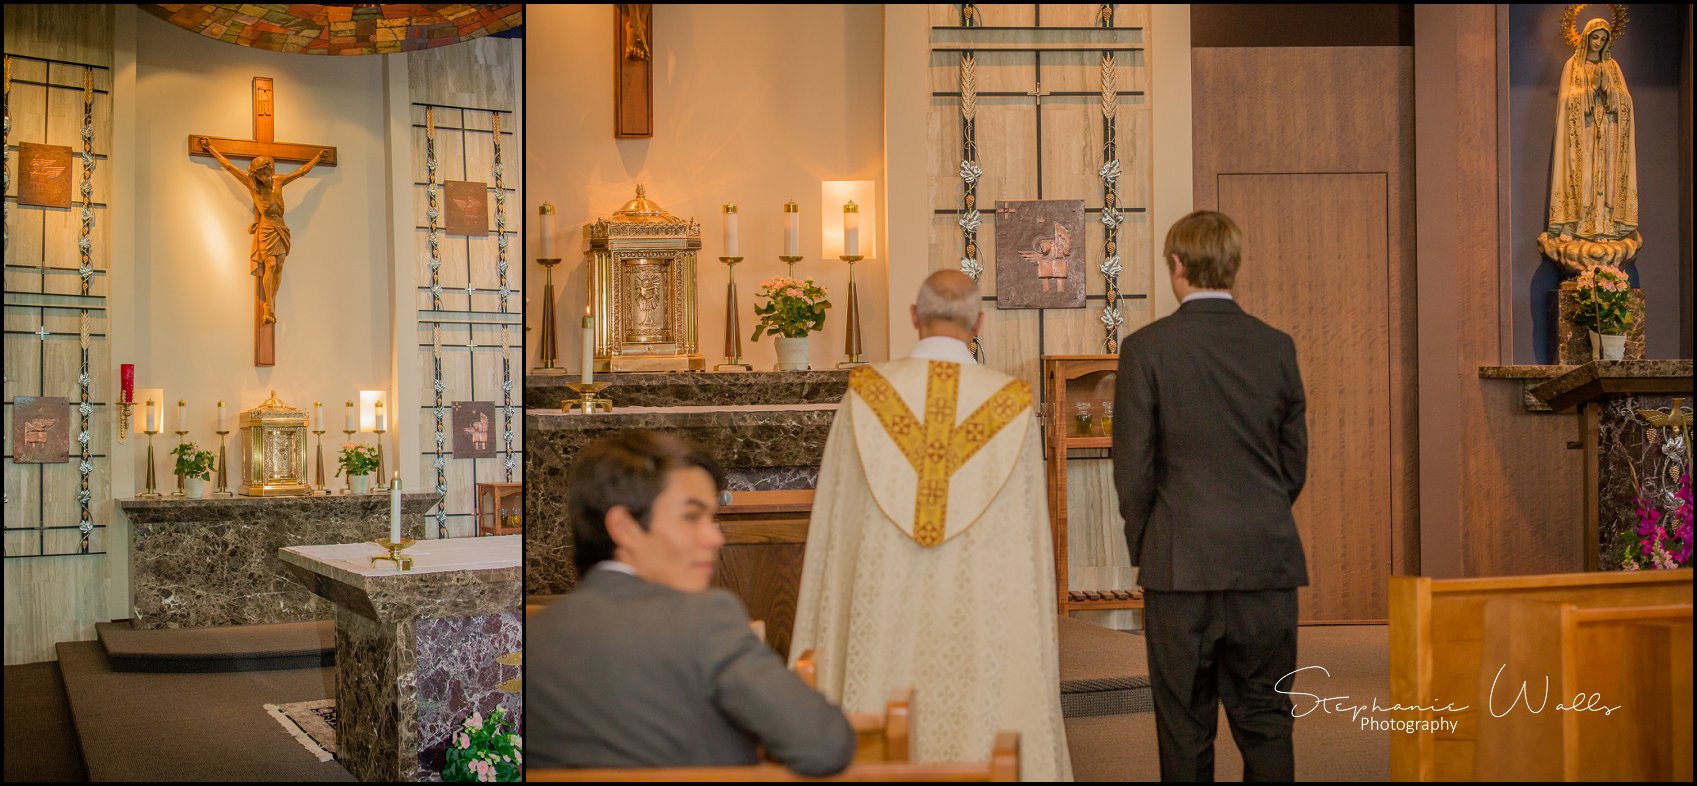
[264,699,337,762]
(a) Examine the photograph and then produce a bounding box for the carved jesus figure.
[201,138,326,324]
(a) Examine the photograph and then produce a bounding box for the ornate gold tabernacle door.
[239,392,311,496]
[585,185,704,371]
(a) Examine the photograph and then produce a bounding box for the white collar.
[908,336,978,365]
[593,560,638,576]
[1181,291,1234,304]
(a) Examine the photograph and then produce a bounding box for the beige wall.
[128,13,393,459]
[526,4,888,372]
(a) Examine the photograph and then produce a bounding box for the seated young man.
[528,430,856,775]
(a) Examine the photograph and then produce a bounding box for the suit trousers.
[1143,588,1298,782]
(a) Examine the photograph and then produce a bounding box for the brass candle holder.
[312,427,329,495]
[716,256,753,371]
[838,254,867,368]
[370,538,417,572]
[214,429,233,496]
[139,421,162,499]
[374,402,387,491]
[172,429,189,497]
[341,429,356,494]
[563,382,613,414]
[537,257,563,370]
[780,255,803,278]
[116,397,134,445]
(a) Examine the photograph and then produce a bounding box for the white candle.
[145,400,157,433]
[389,473,402,543]
[216,401,226,432]
[176,400,186,434]
[581,309,595,385]
[375,401,386,432]
[314,402,324,431]
[783,201,800,256]
[723,204,739,257]
[538,203,556,259]
[345,401,357,432]
[843,201,860,257]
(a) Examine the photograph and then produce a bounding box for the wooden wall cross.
[614,4,653,138]
[188,77,338,367]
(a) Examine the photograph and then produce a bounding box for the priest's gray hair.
[915,270,981,329]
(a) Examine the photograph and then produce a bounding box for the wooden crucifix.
[189,77,337,367]
[614,4,653,137]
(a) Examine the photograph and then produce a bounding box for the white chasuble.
[790,358,1073,781]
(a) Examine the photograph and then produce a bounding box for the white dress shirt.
[1181,290,1234,304]
[593,560,638,576]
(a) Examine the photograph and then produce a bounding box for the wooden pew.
[1390,569,1693,781]
[794,649,910,764]
[526,732,1019,782]
[1474,599,1693,782]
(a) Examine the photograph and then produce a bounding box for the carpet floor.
[4,661,89,782]
[55,641,355,782]
[1065,624,1390,781]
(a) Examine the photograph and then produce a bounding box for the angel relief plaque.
[445,181,489,236]
[995,199,1086,309]
[19,142,74,208]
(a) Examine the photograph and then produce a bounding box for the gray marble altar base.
[121,494,438,629]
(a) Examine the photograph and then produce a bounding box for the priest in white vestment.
[790,270,1073,781]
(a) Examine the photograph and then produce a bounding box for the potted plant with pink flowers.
[750,275,830,371]
[443,706,521,782]
[1572,264,1634,360]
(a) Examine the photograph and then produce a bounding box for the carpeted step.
[56,640,355,782]
[1057,616,1152,718]
[97,619,334,673]
[3,661,89,782]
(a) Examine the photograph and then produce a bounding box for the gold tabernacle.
[238,391,311,496]
[584,185,705,371]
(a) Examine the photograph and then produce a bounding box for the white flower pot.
[775,335,811,371]
[1599,333,1626,361]
[184,476,208,499]
[350,474,371,495]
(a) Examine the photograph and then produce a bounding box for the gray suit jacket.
[1112,298,1310,591]
[528,569,856,774]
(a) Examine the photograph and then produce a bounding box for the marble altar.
[118,493,438,629]
[280,535,522,782]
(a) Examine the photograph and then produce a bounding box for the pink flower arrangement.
[1572,264,1634,335]
[751,276,831,341]
[444,706,519,782]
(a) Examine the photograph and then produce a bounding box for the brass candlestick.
[537,257,562,370]
[838,255,867,368]
[563,382,613,414]
[312,428,328,494]
[373,426,387,491]
[172,429,189,497]
[116,398,133,445]
[716,256,753,371]
[780,255,803,278]
[214,430,233,496]
[370,538,416,572]
[341,429,356,494]
[139,426,162,499]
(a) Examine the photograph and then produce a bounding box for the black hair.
[567,430,726,577]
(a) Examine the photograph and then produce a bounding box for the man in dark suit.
[1113,210,1309,781]
[529,431,856,775]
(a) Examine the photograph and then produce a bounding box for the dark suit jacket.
[1112,297,1309,591]
[527,569,856,774]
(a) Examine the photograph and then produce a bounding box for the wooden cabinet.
[1042,355,1143,617]
[476,482,523,536]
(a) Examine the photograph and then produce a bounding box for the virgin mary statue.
[1538,13,1641,273]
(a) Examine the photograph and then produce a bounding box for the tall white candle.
[538,203,556,259]
[581,309,595,385]
[176,400,187,434]
[783,201,800,256]
[344,401,357,432]
[216,401,226,432]
[375,401,386,432]
[843,201,860,257]
[389,473,402,543]
[314,402,324,431]
[145,400,157,433]
[723,204,739,257]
